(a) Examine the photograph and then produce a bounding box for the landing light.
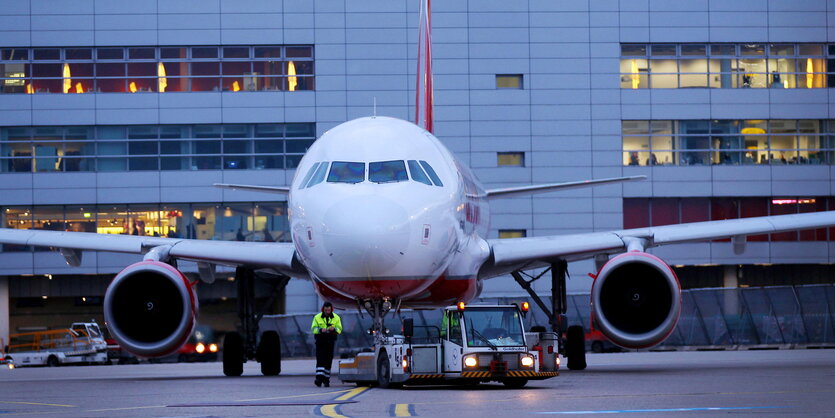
[195,343,206,354]
[457,301,466,311]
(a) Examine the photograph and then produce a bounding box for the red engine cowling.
[104,261,198,357]
[590,252,681,349]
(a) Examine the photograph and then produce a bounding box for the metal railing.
[260,284,835,357]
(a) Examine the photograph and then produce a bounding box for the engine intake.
[104,261,197,357]
[591,252,681,349]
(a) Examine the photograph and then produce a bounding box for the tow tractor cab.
[339,304,559,388]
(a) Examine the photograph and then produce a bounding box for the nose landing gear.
[359,298,398,339]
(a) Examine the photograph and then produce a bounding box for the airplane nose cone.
[322,196,411,277]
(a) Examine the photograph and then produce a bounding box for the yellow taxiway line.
[319,386,370,418]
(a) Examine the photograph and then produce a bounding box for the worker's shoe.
[314,376,323,387]
[323,379,330,387]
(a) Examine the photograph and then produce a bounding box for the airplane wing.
[481,211,835,278]
[485,176,645,199]
[213,183,290,194]
[0,228,304,277]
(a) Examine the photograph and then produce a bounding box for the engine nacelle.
[590,252,681,349]
[104,261,198,357]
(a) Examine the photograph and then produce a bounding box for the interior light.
[772,199,797,205]
[740,127,765,135]
[287,61,297,91]
[158,62,167,92]
[129,82,137,93]
[630,59,640,89]
[74,82,83,94]
[806,58,813,89]
[232,80,241,92]
[62,63,71,94]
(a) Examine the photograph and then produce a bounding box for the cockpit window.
[419,160,443,187]
[369,160,408,183]
[327,161,365,184]
[306,161,329,188]
[408,160,433,186]
[298,162,320,189]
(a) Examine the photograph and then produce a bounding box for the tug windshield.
[463,307,525,347]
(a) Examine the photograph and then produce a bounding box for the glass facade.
[623,120,835,166]
[624,197,832,242]
[1,202,290,252]
[620,43,829,89]
[0,45,314,94]
[0,123,315,172]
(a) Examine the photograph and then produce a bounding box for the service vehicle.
[1,337,11,368]
[5,321,108,367]
[339,303,559,388]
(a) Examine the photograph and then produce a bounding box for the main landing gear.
[223,267,290,377]
[511,260,587,370]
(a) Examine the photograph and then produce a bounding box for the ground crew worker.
[311,301,342,387]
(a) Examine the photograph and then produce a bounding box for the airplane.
[3,0,835,377]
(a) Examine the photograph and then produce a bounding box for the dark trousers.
[315,333,336,383]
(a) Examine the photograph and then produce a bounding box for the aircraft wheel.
[566,325,587,370]
[258,331,282,376]
[223,332,244,377]
[502,378,528,388]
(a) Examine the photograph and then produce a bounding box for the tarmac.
[1,349,834,416]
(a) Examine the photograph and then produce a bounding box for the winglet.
[213,183,290,194]
[485,176,646,199]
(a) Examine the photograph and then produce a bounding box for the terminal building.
[2,0,834,342]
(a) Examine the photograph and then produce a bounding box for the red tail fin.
[415,0,434,133]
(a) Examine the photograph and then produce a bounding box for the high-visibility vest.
[311,312,343,335]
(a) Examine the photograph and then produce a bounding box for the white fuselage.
[288,117,490,307]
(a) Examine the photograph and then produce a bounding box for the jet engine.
[590,252,681,349]
[104,261,198,357]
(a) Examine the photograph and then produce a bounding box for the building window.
[622,120,834,166]
[496,74,523,89]
[1,202,291,252]
[0,45,314,94]
[498,229,527,239]
[497,152,525,166]
[0,123,315,172]
[623,197,830,242]
[620,43,828,89]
